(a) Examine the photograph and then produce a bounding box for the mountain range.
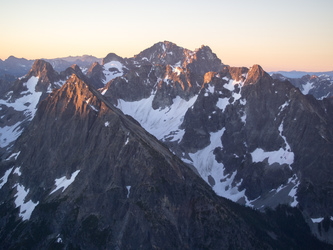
[0,41,333,248]
[0,55,101,77]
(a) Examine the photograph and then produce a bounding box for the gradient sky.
[1,0,332,71]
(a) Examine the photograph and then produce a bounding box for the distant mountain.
[44,55,102,73]
[270,70,333,79]
[272,73,333,99]
[0,55,101,78]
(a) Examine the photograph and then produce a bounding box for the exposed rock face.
[1,75,326,249]
[0,55,102,77]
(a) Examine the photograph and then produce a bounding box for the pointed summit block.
[27,60,59,81]
[244,64,270,86]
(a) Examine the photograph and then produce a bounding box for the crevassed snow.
[14,183,39,220]
[251,122,294,167]
[103,61,124,84]
[117,95,198,141]
[0,167,13,189]
[50,170,80,195]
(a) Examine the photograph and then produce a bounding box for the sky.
[0,0,332,72]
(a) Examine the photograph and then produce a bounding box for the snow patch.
[101,89,107,95]
[13,167,22,176]
[14,183,39,220]
[126,186,131,198]
[56,234,63,243]
[50,170,80,195]
[288,176,300,207]
[0,122,23,148]
[0,76,42,117]
[117,95,198,141]
[103,61,124,84]
[311,217,324,223]
[251,122,294,168]
[302,81,314,95]
[207,85,215,94]
[0,167,13,189]
[216,98,229,112]
[104,121,110,127]
[5,151,20,161]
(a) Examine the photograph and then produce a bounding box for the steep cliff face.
[1,74,322,249]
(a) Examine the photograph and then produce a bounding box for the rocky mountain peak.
[60,64,85,80]
[28,59,57,78]
[26,59,60,85]
[244,64,270,85]
[102,53,124,65]
[86,62,104,77]
[134,41,188,66]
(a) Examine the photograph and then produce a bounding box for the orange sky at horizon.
[1,0,332,72]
